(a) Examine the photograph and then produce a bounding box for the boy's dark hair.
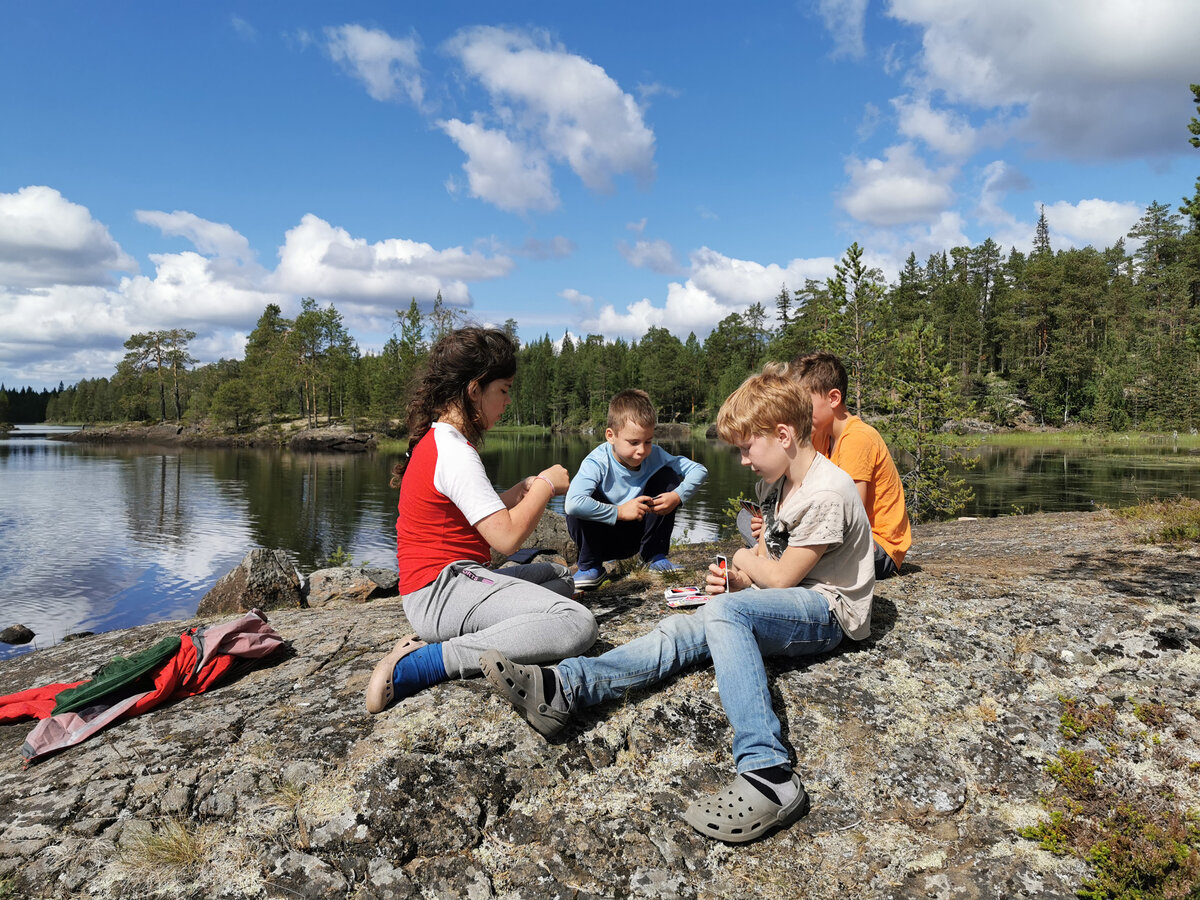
[390,326,517,487]
[792,351,848,400]
[716,367,813,447]
[607,389,657,432]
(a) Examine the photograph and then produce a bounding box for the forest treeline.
[16,195,1197,436]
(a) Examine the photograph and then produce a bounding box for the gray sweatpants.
[402,560,598,679]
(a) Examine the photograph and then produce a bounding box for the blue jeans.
[557,587,844,773]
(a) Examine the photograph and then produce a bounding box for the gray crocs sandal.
[683,773,810,843]
[479,649,570,740]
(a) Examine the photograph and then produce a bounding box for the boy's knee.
[701,594,754,627]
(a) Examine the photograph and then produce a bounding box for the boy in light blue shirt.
[565,389,708,588]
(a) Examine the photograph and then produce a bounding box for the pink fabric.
[21,610,283,765]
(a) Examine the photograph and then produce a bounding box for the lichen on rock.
[0,510,1198,898]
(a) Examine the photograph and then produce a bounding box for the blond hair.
[716,367,813,446]
[607,389,657,431]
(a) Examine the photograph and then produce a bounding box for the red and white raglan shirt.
[396,422,506,595]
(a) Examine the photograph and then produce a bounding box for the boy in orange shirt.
[793,352,910,578]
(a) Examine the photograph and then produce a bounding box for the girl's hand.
[538,465,570,496]
[749,514,764,541]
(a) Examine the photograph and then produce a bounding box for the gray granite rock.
[195,548,302,616]
[0,625,33,645]
[0,511,1197,898]
[492,508,575,566]
[306,567,398,607]
[289,428,376,453]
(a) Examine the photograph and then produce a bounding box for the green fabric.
[52,634,181,715]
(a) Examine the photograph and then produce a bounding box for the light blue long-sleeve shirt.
[564,442,708,526]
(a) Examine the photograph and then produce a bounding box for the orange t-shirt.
[821,415,911,567]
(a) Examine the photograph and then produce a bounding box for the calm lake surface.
[3,425,1200,661]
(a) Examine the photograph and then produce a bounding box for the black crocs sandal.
[683,773,810,843]
[479,649,570,739]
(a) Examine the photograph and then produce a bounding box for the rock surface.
[288,428,377,454]
[492,509,576,566]
[0,511,1198,899]
[195,548,303,617]
[306,567,399,607]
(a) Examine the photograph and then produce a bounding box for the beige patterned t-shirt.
[756,453,876,640]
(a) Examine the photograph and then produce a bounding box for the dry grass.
[1116,497,1200,543]
[122,817,214,871]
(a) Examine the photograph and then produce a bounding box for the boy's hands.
[617,491,680,520]
[617,496,654,521]
[650,491,681,515]
[749,513,764,541]
[705,559,749,594]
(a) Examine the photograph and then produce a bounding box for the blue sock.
[391,642,447,700]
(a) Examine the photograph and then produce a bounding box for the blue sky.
[2,1,1197,389]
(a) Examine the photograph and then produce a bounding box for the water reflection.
[964,444,1200,515]
[4,427,1200,661]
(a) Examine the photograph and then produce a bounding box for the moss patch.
[1022,697,1200,899]
[1115,498,1200,544]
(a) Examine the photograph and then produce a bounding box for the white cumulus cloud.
[618,238,680,274]
[272,213,514,313]
[0,188,522,385]
[582,247,836,340]
[325,24,424,107]
[840,143,957,226]
[441,26,655,211]
[1041,199,1144,250]
[0,186,136,289]
[888,0,1200,159]
[439,118,558,213]
[136,209,255,263]
[893,95,977,158]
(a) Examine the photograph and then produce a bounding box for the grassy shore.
[952,429,1200,450]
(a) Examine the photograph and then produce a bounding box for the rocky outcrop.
[1,511,1198,898]
[289,428,377,454]
[491,509,576,566]
[59,423,379,452]
[195,548,303,617]
[306,567,399,607]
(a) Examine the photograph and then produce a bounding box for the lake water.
[3,426,1200,661]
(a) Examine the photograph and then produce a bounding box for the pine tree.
[882,321,974,522]
[831,242,885,413]
[1034,205,1052,256]
[774,283,792,328]
[1181,83,1200,231]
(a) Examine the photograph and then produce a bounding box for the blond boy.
[481,370,874,843]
